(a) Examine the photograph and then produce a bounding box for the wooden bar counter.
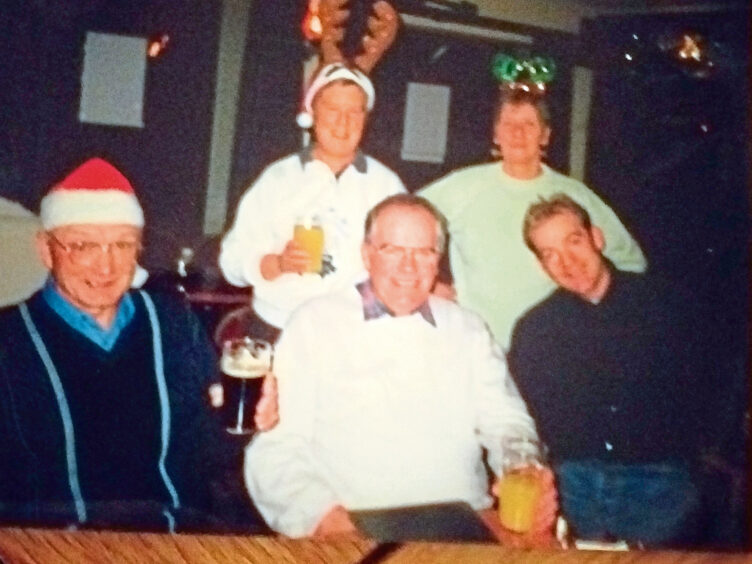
[0,528,748,564]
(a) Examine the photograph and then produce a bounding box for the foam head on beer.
[221,337,271,378]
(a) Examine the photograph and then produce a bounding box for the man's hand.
[260,240,311,280]
[254,374,279,432]
[279,240,312,274]
[530,466,558,533]
[313,505,358,538]
[207,383,224,408]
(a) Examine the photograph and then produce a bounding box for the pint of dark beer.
[220,337,272,435]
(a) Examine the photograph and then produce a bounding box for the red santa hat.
[40,157,144,230]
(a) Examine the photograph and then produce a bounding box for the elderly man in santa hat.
[0,157,277,532]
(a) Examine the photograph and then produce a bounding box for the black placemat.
[351,501,496,543]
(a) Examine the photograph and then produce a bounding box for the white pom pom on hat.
[296,63,375,129]
[296,111,314,129]
[40,157,145,230]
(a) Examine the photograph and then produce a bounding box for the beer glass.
[293,216,324,274]
[220,337,272,435]
[497,437,543,533]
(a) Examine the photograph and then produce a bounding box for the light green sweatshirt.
[421,162,647,349]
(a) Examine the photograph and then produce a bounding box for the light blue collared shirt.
[41,278,135,351]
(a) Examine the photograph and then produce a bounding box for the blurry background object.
[147,33,169,58]
[0,197,47,307]
[491,52,556,93]
[657,28,728,80]
[302,0,323,42]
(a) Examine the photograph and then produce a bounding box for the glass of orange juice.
[497,437,543,533]
[293,216,324,274]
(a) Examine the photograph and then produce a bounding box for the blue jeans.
[555,460,700,548]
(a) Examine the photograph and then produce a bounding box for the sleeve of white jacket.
[470,314,539,479]
[244,309,340,537]
[218,168,282,288]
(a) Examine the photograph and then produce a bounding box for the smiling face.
[494,101,550,176]
[528,210,611,302]
[312,81,368,172]
[37,223,142,327]
[362,204,441,316]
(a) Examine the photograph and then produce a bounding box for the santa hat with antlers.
[297,0,399,129]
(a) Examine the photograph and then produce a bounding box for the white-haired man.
[219,63,405,342]
[246,194,557,539]
[0,157,277,532]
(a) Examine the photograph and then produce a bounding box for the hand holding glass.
[220,338,273,435]
[497,437,544,533]
[293,216,324,274]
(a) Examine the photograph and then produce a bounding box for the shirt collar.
[356,280,436,326]
[41,277,135,351]
[298,144,368,173]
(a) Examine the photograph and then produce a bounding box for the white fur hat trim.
[40,189,144,230]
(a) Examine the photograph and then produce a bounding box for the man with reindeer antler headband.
[420,86,647,350]
[219,0,405,342]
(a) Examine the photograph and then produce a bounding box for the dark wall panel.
[582,12,750,547]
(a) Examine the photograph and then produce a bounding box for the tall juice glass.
[293,216,324,274]
[498,437,543,533]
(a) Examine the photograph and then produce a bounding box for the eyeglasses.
[372,243,440,266]
[48,234,141,264]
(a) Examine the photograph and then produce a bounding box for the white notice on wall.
[79,32,147,128]
[401,83,451,164]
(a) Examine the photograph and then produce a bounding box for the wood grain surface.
[0,528,748,564]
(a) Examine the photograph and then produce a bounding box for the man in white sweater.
[219,63,404,342]
[245,194,556,538]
